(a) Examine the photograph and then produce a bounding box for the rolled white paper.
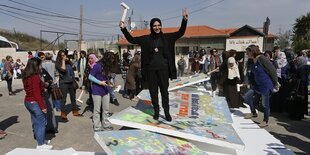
[121,9,128,22]
[120,2,130,22]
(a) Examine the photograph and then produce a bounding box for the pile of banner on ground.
[94,73,245,155]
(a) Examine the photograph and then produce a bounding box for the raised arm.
[168,8,188,40]
[119,21,141,45]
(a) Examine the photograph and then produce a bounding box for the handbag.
[51,84,63,100]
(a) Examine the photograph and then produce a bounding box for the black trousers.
[59,82,78,112]
[147,69,169,112]
[6,77,13,93]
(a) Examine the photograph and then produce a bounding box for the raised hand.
[119,21,125,29]
[182,8,189,20]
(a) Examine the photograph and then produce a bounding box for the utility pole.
[79,4,83,55]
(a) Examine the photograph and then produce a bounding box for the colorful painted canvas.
[137,90,233,124]
[109,105,244,150]
[168,73,210,91]
[94,130,208,155]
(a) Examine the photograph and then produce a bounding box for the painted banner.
[108,101,244,150]
[137,90,233,124]
[168,73,210,91]
[94,130,208,155]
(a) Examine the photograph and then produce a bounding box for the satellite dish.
[130,22,136,28]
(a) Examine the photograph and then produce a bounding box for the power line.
[0,10,77,33]
[8,0,119,24]
[0,9,115,38]
[147,0,212,19]
[0,3,119,28]
[162,0,225,21]
[0,7,113,36]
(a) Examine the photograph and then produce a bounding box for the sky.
[0,0,309,42]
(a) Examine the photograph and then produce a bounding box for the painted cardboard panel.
[137,90,233,124]
[109,105,244,150]
[94,130,208,155]
[168,73,210,91]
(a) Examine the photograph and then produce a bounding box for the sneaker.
[112,99,120,106]
[130,97,139,102]
[36,144,53,150]
[107,112,113,117]
[258,121,268,128]
[44,140,51,145]
[9,92,16,96]
[0,130,7,139]
[122,94,130,99]
[244,113,258,119]
[94,128,104,132]
[104,126,114,131]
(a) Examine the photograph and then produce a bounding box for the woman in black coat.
[119,9,188,122]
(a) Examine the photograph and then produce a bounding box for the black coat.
[121,18,187,83]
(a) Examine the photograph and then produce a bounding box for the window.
[0,40,12,48]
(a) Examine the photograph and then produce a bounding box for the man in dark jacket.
[119,9,188,122]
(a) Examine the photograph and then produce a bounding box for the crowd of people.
[0,8,309,150]
[176,45,309,127]
[0,48,123,149]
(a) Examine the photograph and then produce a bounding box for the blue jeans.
[243,89,255,114]
[243,89,271,122]
[24,101,47,145]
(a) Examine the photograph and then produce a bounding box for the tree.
[292,12,310,53]
[275,30,291,49]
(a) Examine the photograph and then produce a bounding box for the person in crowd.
[27,51,33,60]
[108,51,120,106]
[52,50,57,62]
[34,49,40,58]
[272,46,290,113]
[4,56,15,95]
[82,53,98,107]
[244,45,279,127]
[134,51,143,95]
[125,54,141,101]
[72,50,79,69]
[191,52,200,74]
[55,50,82,121]
[290,55,309,119]
[198,49,207,73]
[88,52,115,131]
[22,58,53,150]
[203,52,210,74]
[223,54,243,108]
[119,9,188,122]
[14,59,25,79]
[0,59,5,81]
[120,52,130,98]
[209,48,222,94]
[40,52,58,133]
[177,55,187,77]
[264,50,276,66]
[78,50,87,84]
[187,50,194,74]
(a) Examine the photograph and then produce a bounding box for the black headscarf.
[150,18,163,39]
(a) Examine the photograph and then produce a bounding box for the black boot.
[164,109,172,122]
[153,106,159,120]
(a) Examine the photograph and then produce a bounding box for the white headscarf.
[227,57,240,80]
